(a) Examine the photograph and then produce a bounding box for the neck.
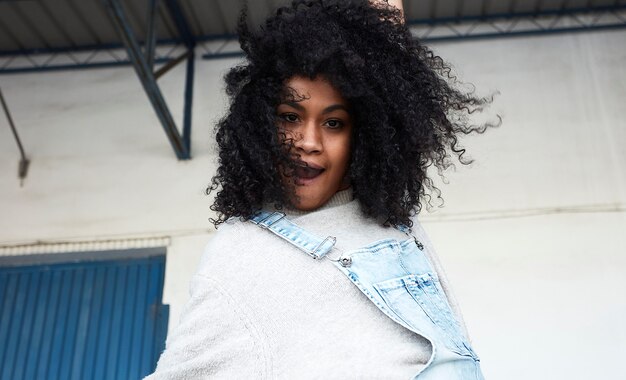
[277,187,354,216]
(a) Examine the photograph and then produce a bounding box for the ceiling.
[1,0,625,56]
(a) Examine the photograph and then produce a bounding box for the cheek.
[328,136,352,169]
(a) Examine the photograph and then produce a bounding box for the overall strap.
[249,211,336,260]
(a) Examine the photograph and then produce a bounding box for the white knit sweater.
[146,188,468,379]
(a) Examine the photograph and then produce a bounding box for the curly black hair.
[207,0,500,228]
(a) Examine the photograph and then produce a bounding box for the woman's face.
[277,75,353,211]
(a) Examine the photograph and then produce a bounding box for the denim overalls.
[250,211,484,379]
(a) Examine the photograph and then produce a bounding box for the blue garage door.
[0,248,169,380]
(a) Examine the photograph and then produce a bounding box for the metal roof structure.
[1,0,625,159]
[2,0,625,73]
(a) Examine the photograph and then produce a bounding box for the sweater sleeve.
[144,274,268,379]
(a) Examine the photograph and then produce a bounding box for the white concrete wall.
[1,29,624,379]
[426,31,626,380]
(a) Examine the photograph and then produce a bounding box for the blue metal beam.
[182,49,194,152]
[0,87,29,184]
[0,41,185,58]
[201,51,246,60]
[420,22,626,42]
[103,0,190,159]
[161,0,196,157]
[145,0,159,71]
[162,0,195,48]
[0,0,197,159]
[406,4,626,25]
[0,57,172,75]
[407,5,626,42]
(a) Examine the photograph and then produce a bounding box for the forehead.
[281,75,347,105]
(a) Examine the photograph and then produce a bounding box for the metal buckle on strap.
[322,246,352,267]
[250,212,351,265]
[256,212,285,229]
[309,235,336,260]
[398,224,425,251]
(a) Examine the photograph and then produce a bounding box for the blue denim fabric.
[250,211,484,379]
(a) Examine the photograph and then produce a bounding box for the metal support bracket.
[0,87,30,185]
[103,0,194,160]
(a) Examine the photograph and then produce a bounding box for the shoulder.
[195,216,317,280]
[196,219,261,272]
[201,218,249,253]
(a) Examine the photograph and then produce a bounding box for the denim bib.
[250,211,484,379]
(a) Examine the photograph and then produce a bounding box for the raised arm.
[386,0,404,17]
[372,0,404,23]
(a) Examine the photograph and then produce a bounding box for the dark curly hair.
[207,0,500,228]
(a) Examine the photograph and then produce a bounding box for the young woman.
[147,0,497,378]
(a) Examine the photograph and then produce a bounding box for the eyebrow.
[281,101,350,114]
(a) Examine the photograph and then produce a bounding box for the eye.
[325,119,344,129]
[278,113,299,123]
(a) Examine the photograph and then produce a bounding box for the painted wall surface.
[1,29,624,379]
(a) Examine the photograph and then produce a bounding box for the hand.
[371,0,404,23]
[385,0,404,16]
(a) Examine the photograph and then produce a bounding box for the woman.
[147,0,497,378]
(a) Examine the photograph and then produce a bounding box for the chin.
[292,200,322,211]
[291,193,328,211]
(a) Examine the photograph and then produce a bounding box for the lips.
[294,161,324,181]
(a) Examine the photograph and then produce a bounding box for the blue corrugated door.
[0,251,169,380]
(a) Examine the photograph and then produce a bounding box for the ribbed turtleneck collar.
[272,187,354,216]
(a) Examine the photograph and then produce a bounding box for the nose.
[293,121,322,154]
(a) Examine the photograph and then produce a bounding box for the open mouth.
[294,161,324,181]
